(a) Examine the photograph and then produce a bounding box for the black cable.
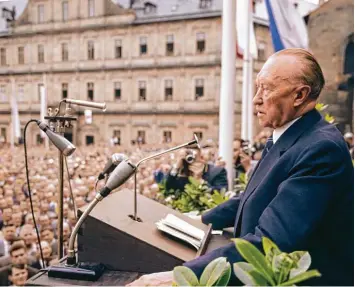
[64,156,77,219]
[24,120,45,268]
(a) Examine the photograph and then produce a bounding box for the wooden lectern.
[77,189,211,273]
[27,189,232,285]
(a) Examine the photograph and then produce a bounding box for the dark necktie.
[261,135,274,159]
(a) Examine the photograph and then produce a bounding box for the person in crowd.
[7,264,29,286]
[128,49,354,286]
[165,145,228,193]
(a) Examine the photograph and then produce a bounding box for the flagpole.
[241,0,251,141]
[10,77,15,149]
[247,56,254,143]
[218,0,236,191]
[42,73,49,150]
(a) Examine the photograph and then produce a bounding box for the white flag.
[265,0,308,51]
[11,86,20,139]
[236,0,258,59]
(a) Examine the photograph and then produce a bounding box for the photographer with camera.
[165,145,228,193]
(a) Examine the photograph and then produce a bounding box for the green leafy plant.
[173,257,231,287]
[174,237,321,286]
[315,103,335,124]
[158,177,230,213]
[232,237,321,286]
[234,172,247,194]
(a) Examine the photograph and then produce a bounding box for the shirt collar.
[273,117,301,144]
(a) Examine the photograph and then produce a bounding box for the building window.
[200,0,212,8]
[18,84,24,102]
[38,44,44,63]
[18,47,24,65]
[87,82,94,101]
[88,41,95,60]
[86,135,94,145]
[166,35,174,56]
[139,36,147,55]
[163,131,172,143]
[196,32,206,53]
[0,48,6,66]
[0,85,7,102]
[114,82,121,101]
[113,130,121,145]
[164,79,173,101]
[144,3,156,14]
[0,127,6,143]
[257,41,266,61]
[195,79,204,99]
[194,132,203,141]
[38,4,44,23]
[62,1,68,21]
[115,39,122,59]
[62,83,68,99]
[36,134,44,145]
[138,81,146,101]
[38,84,44,102]
[62,43,68,61]
[137,130,146,145]
[88,0,95,17]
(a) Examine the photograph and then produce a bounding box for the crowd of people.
[0,127,353,285]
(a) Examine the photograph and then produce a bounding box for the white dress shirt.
[273,117,301,144]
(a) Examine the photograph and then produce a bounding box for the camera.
[185,150,196,164]
[241,141,256,156]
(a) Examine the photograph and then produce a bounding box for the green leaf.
[173,266,199,286]
[200,257,229,286]
[213,263,231,286]
[280,269,321,286]
[272,253,296,284]
[262,237,281,256]
[289,252,312,279]
[233,239,276,285]
[233,262,268,286]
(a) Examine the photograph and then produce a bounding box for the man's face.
[5,196,13,207]
[39,215,50,228]
[0,198,6,209]
[11,248,28,265]
[10,267,28,286]
[3,208,12,222]
[253,55,305,129]
[63,225,70,241]
[20,228,33,246]
[41,229,54,243]
[3,225,16,241]
[12,212,23,227]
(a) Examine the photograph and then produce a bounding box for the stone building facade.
[0,0,273,147]
[307,0,354,133]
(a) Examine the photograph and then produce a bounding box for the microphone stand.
[45,99,106,260]
[131,134,200,221]
[45,107,77,260]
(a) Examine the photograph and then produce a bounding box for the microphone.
[37,121,76,156]
[63,99,106,111]
[98,153,128,180]
[99,160,137,198]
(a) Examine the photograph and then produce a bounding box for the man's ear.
[294,85,311,107]
[9,275,12,283]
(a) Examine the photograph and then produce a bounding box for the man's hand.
[126,271,174,286]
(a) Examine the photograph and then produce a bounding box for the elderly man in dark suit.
[128,48,354,286]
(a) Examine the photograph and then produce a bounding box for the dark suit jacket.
[165,164,228,192]
[184,110,354,286]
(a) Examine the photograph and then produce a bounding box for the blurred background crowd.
[0,128,353,285]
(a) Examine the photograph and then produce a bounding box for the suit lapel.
[234,109,322,235]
